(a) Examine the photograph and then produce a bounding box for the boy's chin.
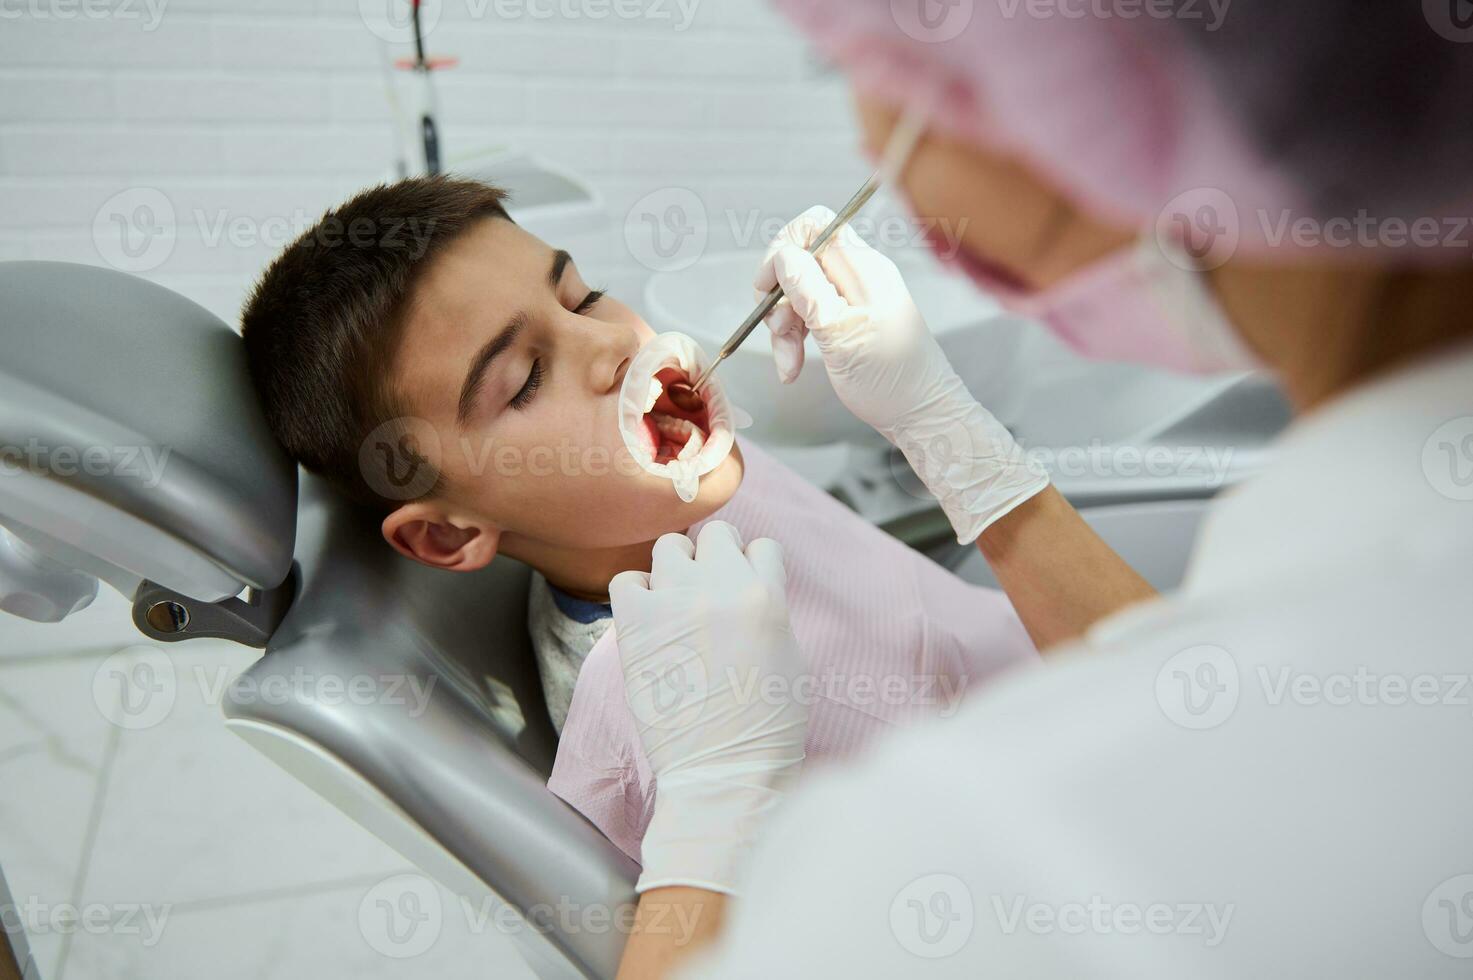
[641,443,745,528]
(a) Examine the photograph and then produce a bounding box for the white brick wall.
[0,0,876,325]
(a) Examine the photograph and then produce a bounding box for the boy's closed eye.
[456,250,607,423]
[511,284,607,412]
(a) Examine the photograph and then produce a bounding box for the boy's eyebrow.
[549,249,572,287]
[457,312,527,426]
[456,250,572,427]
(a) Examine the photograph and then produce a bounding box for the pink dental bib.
[547,438,1038,863]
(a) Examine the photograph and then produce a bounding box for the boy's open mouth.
[644,367,711,464]
[617,331,745,502]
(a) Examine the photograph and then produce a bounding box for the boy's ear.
[381,502,501,572]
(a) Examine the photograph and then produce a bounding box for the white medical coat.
[686,346,1473,978]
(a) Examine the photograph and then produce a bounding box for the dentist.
[613,3,1473,977]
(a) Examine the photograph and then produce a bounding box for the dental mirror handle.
[687,104,929,394]
[688,175,881,393]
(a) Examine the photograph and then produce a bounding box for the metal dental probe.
[673,106,930,407]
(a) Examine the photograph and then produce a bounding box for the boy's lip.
[617,331,742,502]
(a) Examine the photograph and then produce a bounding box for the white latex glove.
[756,206,1050,543]
[608,521,808,895]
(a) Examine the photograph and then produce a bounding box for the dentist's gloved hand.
[608,521,808,895]
[756,206,1050,543]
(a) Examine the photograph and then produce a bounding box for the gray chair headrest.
[0,261,297,598]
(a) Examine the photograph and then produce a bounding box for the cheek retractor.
[618,333,751,502]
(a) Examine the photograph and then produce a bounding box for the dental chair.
[0,261,638,979]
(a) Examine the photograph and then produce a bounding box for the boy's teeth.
[651,413,694,438]
[677,425,706,461]
[644,378,662,414]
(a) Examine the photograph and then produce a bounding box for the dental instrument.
[680,105,929,400]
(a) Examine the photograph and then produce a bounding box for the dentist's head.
[776,0,1473,409]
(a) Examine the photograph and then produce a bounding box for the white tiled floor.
[0,589,536,980]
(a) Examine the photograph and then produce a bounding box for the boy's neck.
[520,535,673,604]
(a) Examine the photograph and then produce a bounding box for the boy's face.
[386,216,743,563]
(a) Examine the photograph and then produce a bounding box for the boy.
[242,176,1035,859]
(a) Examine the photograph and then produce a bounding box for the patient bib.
[547,438,1037,863]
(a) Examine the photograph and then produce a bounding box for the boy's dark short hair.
[240,176,509,509]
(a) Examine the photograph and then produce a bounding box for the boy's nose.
[575,318,642,395]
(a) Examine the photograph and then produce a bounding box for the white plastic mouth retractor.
[617,333,750,502]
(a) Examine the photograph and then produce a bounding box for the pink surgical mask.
[922,218,1258,376]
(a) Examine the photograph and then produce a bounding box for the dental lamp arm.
[758,209,1155,650]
